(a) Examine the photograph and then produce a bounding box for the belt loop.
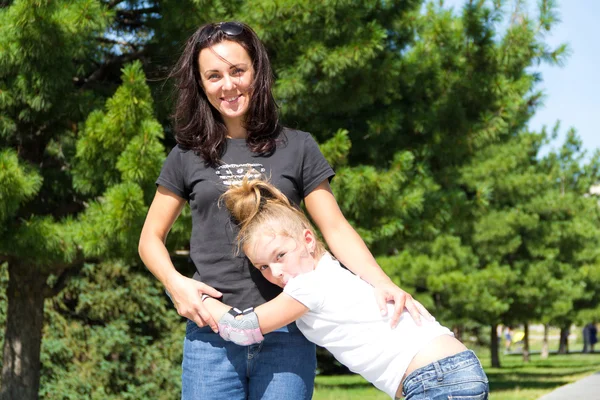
[434,361,443,382]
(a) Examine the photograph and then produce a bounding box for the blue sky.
[441,0,600,160]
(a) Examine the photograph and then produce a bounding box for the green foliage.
[459,125,600,332]
[0,149,42,222]
[73,62,164,197]
[0,0,111,134]
[319,129,351,170]
[78,183,147,260]
[40,262,183,399]
[0,0,167,392]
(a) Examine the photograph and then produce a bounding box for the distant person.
[583,322,598,353]
[591,323,598,353]
[201,178,490,400]
[582,324,590,353]
[503,326,513,354]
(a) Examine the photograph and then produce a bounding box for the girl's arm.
[203,293,308,336]
[304,179,431,327]
[139,185,223,332]
[254,293,308,333]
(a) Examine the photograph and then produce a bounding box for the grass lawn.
[313,350,600,400]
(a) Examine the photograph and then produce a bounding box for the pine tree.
[0,1,165,396]
[0,2,110,397]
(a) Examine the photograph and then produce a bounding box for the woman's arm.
[304,180,431,327]
[138,185,222,332]
[203,293,308,337]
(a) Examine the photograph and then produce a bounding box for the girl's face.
[246,230,317,288]
[198,40,254,129]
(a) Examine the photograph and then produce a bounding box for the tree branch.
[96,36,138,51]
[76,48,147,89]
[116,6,160,18]
[114,7,159,30]
[105,0,126,9]
[43,257,100,298]
[116,18,145,29]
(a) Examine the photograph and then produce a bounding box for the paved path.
[538,372,600,399]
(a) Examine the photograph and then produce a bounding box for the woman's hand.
[373,281,433,328]
[167,273,223,332]
[304,182,433,327]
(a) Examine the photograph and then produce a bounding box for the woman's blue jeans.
[401,350,489,399]
[182,320,316,400]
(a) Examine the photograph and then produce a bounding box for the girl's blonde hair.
[221,178,326,257]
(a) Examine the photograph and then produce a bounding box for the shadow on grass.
[485,353,600,393]
[315,381,374,390]
[489,378,571,391]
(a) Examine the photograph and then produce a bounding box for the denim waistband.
[402,350,480,385]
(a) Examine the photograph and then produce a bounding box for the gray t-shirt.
[157,128,335,309]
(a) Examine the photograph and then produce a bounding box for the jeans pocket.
[185,319,211,338]
[446,379,489,400]
[448,393,487,400]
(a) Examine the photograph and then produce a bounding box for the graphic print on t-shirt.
[216,163,266,186]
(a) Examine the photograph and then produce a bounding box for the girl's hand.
[167,273,223,332]
[373,281,433,328]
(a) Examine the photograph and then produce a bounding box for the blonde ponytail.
[221,177,326,257]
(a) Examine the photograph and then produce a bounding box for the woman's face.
[198,40,254,128]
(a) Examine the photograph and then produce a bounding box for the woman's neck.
[225,118,247,139]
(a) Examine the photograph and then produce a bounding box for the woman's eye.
[231,68,244,76]
[259,265,269,271]
[276,252,285,260]
[207,73,220,80]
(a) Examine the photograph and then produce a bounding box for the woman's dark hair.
[170,22,281,166]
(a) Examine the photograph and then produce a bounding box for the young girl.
[202,178,490,400]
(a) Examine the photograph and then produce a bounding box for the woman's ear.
[303,229,316,255]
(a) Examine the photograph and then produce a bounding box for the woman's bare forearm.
[138,231,181,291]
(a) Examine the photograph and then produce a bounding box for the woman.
[138,21,429,399]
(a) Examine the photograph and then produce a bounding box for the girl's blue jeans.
[401,350,489,399]
[181,320,316,400]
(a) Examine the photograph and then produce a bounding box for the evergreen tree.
[0,1,164,396]
[0,2,111,397]
[539,130,600,352]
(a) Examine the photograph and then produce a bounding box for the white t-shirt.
[283,253,453,399]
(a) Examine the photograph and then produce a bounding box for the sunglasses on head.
[203,21,244,42]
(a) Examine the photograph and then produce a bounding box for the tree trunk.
[453,324,463,342]
[541,324,549,359]
[558,324,570,354]
[490,324,501,368]
[522,322,530,362]
[0,263,48,400]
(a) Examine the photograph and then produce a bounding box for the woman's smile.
[198,41,254,132]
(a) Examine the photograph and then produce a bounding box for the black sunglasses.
[203,21,244,42]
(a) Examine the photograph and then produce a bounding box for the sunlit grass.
[484,351,600,400]
[313,344,600,400]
